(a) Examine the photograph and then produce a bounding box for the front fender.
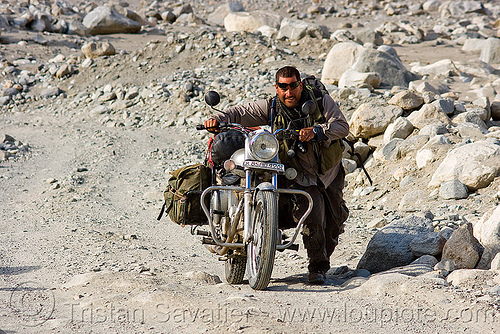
[255,182,276,192]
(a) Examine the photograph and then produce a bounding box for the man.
[204,66,349,284]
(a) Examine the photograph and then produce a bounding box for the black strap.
[344,139,373,185]
[157,200,173,221]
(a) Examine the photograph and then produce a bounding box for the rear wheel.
[225,251,246,284]
[247,190,278,290]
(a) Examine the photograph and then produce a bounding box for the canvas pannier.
[157,163,211,226]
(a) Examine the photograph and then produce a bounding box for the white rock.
[428,141,500,190]
[479,37,500,64]
[321,42,365,85]
[480,206,500,254]
[416,149,434,168]
[338,68,381,89]
[383,117,413,144]
[224,11,281,33]
[411,59,456,76]
[349,102,403,139]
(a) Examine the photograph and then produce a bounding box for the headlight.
[249,131,279,161]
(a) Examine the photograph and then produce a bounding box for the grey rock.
[434,258,456,276]
[338,69,381,89]
[376,263,434,277]
[0,96,10,105]
[411,59,456,76]
[488,286,500,296]
[411,254,439,267]
[419,122,448,137]
[456,122,486,141]
[410,232,446,257]
[67,20,90,36]
[476,246,496,270]
[380,138,404,160]
[224,11,281,33]
[439,179,468,200]
[431,99,455,115]
[439,227,455,240]
[351,48,419,88]
[83,6,141,35]
[441,223,483,269]
[2,88,20,97]
[356,215,434,273]
[40,86,62,98]
[353,27,383,45]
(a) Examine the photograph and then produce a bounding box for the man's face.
[275,75,303,108]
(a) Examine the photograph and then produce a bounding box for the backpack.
[157,163,211,226]
[303,75,373,184]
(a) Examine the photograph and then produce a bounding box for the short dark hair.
[276,66,301,83]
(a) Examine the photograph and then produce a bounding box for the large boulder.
[349,102,403,139]
[356,216,434,273]
[350,48,419,87]
[224,11,281,33]
[83,6,141,35]
[321,42,365,85]
[428,141,500,190]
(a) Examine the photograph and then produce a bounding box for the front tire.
[247,190,278,290]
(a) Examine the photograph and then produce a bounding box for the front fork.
[243,171,279,243]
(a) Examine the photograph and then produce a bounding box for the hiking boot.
[308,271,326,285]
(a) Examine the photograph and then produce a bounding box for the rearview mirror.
[205,91,220,107]
[301,100,315,116]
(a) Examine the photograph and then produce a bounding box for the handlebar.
[196,122,250,133]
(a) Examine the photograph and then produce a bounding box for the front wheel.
[247,190,278,290]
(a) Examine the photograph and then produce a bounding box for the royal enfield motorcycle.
[195,91,313,290]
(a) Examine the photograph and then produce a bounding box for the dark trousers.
[287,168,349,273]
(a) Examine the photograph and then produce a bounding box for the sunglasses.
[277,81,301,91]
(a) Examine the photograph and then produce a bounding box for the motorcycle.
[195,91,313,290]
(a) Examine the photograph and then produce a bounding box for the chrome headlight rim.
[249,131,279,161]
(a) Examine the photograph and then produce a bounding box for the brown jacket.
[210,94,349,187]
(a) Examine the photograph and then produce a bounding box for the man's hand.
[299,127,315,142]
[203,118,220,133]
